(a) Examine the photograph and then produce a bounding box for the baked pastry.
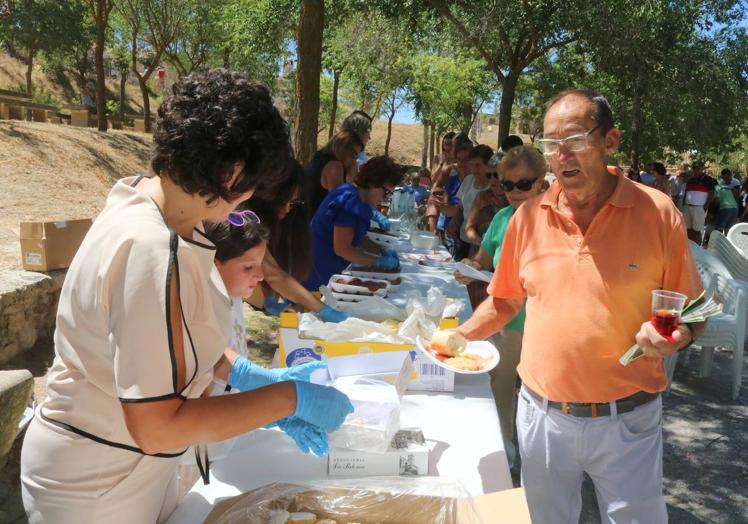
[288,512,317,524]
[444,354,485,371]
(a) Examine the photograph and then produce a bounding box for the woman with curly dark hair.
[20,70,352,524]
[304,156,404,291]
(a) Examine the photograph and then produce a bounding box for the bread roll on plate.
[429,330,466,357]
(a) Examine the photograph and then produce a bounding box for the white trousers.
[517,385,667,524]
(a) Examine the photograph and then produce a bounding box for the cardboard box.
[202,483,531,524]
[278,312,456,392]
[328,428,430,477]
[19,219,92,271]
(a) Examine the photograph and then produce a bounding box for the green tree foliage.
[521,1,748,167]
[116,0,188,130]
[324,10,412,118]
[386,0,577,144]
[40,9,95,90]
[0,0,89,95]
[408,51,497,133]
[164,0,225,76]
[221,0,297,87]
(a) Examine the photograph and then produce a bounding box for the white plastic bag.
[328,376,402,453]
[320,286,407,322]
[206,477,485,524]
[405,286,465,321]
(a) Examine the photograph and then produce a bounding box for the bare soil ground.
[0,121,151,269]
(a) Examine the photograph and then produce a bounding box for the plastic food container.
[328,274,391,297]
[411,231,439,249]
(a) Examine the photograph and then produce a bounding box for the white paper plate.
[415,336,500,375]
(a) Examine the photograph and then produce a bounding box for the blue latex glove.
[229,356,327,392]
[276,417,329,456]
[375,253,400,270]
[318,305,350,323]
[294,381,354,432]
[371,209,390,231]
[382,248,399,259]
[263,296,290,316]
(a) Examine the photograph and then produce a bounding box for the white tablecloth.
[167,245,512,524]
[167,373,513,524]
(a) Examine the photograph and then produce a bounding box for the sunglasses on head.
[227,209,261,227]
[500,178,538,192]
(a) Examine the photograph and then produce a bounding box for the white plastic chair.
[666,243,748,398]
[726,222,748,257]
[689,273,747,400]
[708,230,748,281]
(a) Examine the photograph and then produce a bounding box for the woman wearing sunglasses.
[453,145,546,467]
[21,70,353,524]
[305,156,404,292]
[240,161,349,322]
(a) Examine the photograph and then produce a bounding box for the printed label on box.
[328,428,429,477]
[25,252,42,266]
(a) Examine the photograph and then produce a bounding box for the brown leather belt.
[524,386,659,418]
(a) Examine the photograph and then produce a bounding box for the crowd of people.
[18,68,715,524]
[628,160,746,244]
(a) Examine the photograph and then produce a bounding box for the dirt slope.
[0,121,151,269]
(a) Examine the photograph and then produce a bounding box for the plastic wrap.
[328,376,401,453]
[204,477,485,524]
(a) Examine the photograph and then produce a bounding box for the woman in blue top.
[453,146,546,467]
[305,156,404,291]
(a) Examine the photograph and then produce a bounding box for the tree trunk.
[139,77,151,132]
[461,102,472,134]
[421,121,428,167]
[294,0,324,166]
[223,48,230,69]
[497,68,520,147]
[384,100,396,156]
[25,50,34,120]
[428,123,436,169]
[94,0,108,131]
[119,71,127,119]
[25,50,33,95]
[630,81,641,171]
[328,68,339,140]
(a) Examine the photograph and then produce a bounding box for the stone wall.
[0,270,65,366]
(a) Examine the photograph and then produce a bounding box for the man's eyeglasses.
[289,199,305,208]
[487,172,499,179]
[227,210,261,226]
[537,124,600,155]
[500,178,538,192]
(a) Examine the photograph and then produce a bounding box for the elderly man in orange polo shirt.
[456,89,705,524]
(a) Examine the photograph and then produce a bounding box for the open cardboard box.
[277,312,456,392]
[201,482,531,524]
[19,218,92,271]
